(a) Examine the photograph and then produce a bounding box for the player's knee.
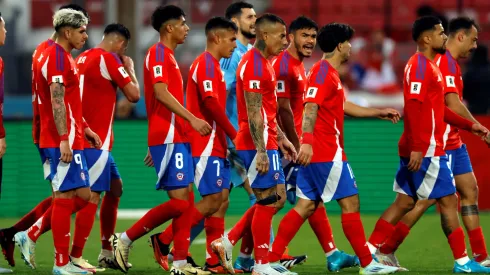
[170,198,190,215]
[89,192,101,204]
[75,187,92,202]
[459,184,479,204]
[109,179,123,198]
[220,196,230,211]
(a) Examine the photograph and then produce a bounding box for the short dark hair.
[255,13,286,32]
[317,23,354,53]
[104,23,131,40]
[448,17,480,35]
[412,16,442,41]
[151,5,186,32]
[59,3,90,23]
[205,17,238,36]
[289,16,318,34]
[225,1,253,20]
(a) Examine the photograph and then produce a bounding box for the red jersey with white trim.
[76,48,132,151]
[272,50,307,136]
[435,52,464,151]
[32,39,55,144]
[186,52,228,158]
[304,60,347,162]
[399,53,446,157]
[37,43,84,150]
[235,48,278,151]
[144,43,186,146]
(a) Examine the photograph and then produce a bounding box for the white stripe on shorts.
[88,150,110,186]
[416,156,440,199]
[157,144,175,184]
[321,161,343,202]
[51,161,71,192]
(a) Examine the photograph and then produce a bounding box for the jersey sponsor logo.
[118,67,129,78]
[153,65,163,78]
[176,172,184,181]
[203,80,213,92]
[306,87,318,98]
[410,82,422,94]
[52,75,64,84]
[250,80,260,89]
[277,80,285,93]
[446,75,456,87]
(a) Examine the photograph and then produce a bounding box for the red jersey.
[235,48,278,151]
[399,53,446,157]
[435,52,464,150]
[76,48,132,151]
[0,57,5,138]
[37,43,84,150]
[186,52,228,158]
[272,50,307,136]
[32,39,55,144]
[144,43,186,146]
[304,60,347,162]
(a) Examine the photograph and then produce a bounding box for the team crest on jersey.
[80,171,86,181]
[353,181,357,189]
[274,173,280,180]
[176,172,184,181]
[217,179,223,187]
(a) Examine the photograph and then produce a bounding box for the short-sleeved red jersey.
[271,50,307,136]
[32,39,55,144]
[37,43,84,150]
[186,52,228,158]
[435,51,464,151]
[304,60,346,162]
[235,48,278,151]
[399,53,446,157]
[144,43,186,146]
[76,48,132,151]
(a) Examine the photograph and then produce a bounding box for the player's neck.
[50,32,57,41]
[253,40,271,59]
[287,47,303,62]
[96,41,111,52]
[55,38,73,53]
[237,32,249,47]
[446,42,460,60]
[159,35,178,51]
[205,46,221,62]
[322,53,341,71]
[417,46,437,61]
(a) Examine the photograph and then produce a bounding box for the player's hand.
[227,148,246,174]
[278,138,297,162]
[143,149,154,167]
[256,150,270,175]
[190,117,212,136]
[378,108,401,124]
[84,127,102,149]
[59,140,73,163]
[121,55,135,71]
[0,138,6,159]
[471,123,489,138]
[408,151,423,172]
[297,144,313,166]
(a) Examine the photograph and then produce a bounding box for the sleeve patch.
[203,80,213,92]
[249,80,260,89]
[306,87,318,98]
[410,82,422,94]
[153,65,163,78]
[277,80,285,93]
[52,75,64,84]
[118,67,129,78]
[446,76,455,88]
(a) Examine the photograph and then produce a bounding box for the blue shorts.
[237,150,285,189]
[35,144,50,180]
[283,160,299,191]
[446,144,473,176]
[193,157,231,196]
[296,161,358,202]
[149,143,193,191]
[84,149,121,192]
[44,148,90,192]
[393,156,456,200]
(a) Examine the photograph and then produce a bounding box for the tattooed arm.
[297,103,319,166]
[244,91,266,152]
[50,83,67,137]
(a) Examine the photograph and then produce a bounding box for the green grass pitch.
[1,213,489,274]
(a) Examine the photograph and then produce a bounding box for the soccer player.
[377,17,490,269]
[110,5,211,275]
[74,23,140,271]
[0,4,89,268]
[272,16,358,272]
[211,13,297,275]
[267,23,401,275]
[366,16,490,273]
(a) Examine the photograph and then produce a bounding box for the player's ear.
[457,31,465,42]
[288,33,294,43]
[231,18,239,28]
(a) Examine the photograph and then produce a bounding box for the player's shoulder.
[36,39,55,52]
[406,53,430,79]
[102,51,123,65]
[271,50,290,75]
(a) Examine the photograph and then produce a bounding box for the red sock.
[252,205,276,265]
[308,206,336,253]
[368,218,395,249]
[71,202,98,258]
[126,199,189,241]
[158,206,204,245]
[13,197,52,232]
[228,205,256,245]
[269,209,304,263]
[341,212,373,268]
[172,202,193,261]
[448,227,468,260]
[74,197,88,213]
[100,193,119,251]
[52,198,74,267]
[27,205,53,242]
[205,217,224,265]
[240,229,254,256]
[379,221,410,254]
[468,227,488,262]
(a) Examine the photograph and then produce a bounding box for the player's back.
[186,52,227,158]
[235,48,278,151]
[37,43,84,150]
[143,43,186,146]
[399,53,446,157]
[271,49,307,136]
[305,59,346,162]
[435,52,464,151]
